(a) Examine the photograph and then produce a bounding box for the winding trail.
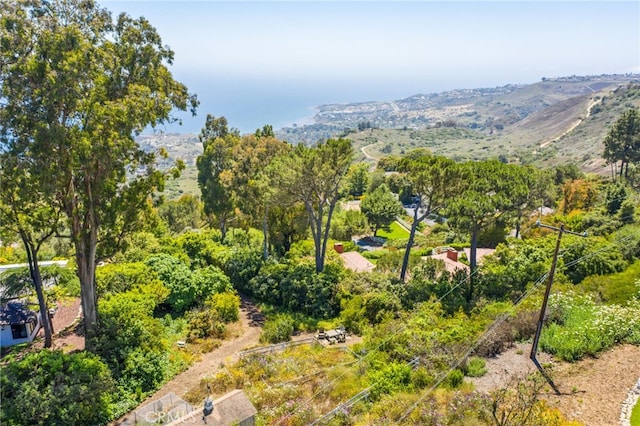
[112,296,264,425]
[360,142,379,162]
[539,97,601,148]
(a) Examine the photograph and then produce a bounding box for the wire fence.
[238,336,318,358]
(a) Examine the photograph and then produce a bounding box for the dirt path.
[469,342,640,426]
[112,296,264,425]
[361,142,379,162]
[539,97,601,148]
[545,344,640,426]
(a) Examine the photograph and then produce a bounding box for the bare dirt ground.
[31,297,84,353]
[469,342,640,426]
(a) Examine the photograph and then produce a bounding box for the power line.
[274,267,483,425]
[395,232,636,423]
[275,223,637,424]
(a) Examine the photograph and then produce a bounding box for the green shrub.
[580,261,640,304]
[541,293,640,361]
[413,246,434,256]
[362,250,387,260]
[443,369,464,389]
[93,281,170,384]
[176,229,225,268]
[192,265,233,301]
[260,314,295,343]
[339,295,367,334]
[223,248,263,291]
[145,253,196,313]
[206,292,240,323]
[0,350,114,426]
[410,367,435,389]
[464,357,487,377]
[368,362,412,400]
[95,262,151,297]
[186,308,226,341]
[250,260,342,318]
[340,240,358,252]
[121,348,170,395]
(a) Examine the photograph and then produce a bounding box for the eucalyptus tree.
[0,155,61,348]
[603,108,640,181]
[397,154,456,281]
[0,0,197,341]
[196,115,239,241]
[272,138,353,273]
[445,160,530,301]
[228,133,289,259]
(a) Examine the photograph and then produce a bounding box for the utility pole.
[530,221,586,395]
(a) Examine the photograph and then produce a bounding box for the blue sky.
[104,1,640,132]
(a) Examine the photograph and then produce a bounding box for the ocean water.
[158,75,427,135]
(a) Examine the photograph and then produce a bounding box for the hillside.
[331,78,640,171]
[139,74,640,199]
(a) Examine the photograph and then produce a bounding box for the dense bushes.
[368,362,413,400]
[260,314,295,343]
[0,350,114,426]
[207,292,240,322]
[249,260,344,318]
[223,248,264,291]
[145,254,196,313]
[95,262,151,297]
[92,281,171,394]
[186,309,226,341]
[144,254,233,313]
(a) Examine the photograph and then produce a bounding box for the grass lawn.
[631,398,640,426]
[376,221,410,240]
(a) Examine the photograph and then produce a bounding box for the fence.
[238,337,318,358]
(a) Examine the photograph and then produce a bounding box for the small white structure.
[0,301,42,348]
[166,389,257,426]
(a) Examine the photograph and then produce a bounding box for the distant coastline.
[280,106,318,130]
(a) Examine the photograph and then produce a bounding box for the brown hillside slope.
[470,343,640,426]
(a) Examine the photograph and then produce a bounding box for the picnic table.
[317,326,347,344]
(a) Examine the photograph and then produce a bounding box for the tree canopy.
[0,0,197,340]
[272,138,353,273]
[397,154,455,281]
[603,108,640,181]
[196,115,239,240]
[360,183,404,237]
[446,160,531,300]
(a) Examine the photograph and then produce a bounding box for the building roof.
[208,389,257,425]
[0,301,38,326]
[168,389,257,426]
[428,248,495,275]
[340,251,375,273]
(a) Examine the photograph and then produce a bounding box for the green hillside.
[143,75,640,200]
